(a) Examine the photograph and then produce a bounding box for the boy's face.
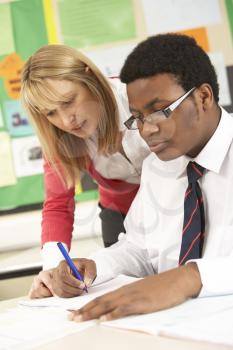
[127,73,207,161]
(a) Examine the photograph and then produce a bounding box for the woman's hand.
[51,258,97,298]
[29,269,54,299]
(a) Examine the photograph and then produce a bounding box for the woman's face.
[43,79,101,138]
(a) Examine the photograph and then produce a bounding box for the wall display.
[142,0,221,35]
[0,0,232,210]
[0,132,16,187]
[11,136,43,178]
[3,100,34,137]
[0,3,15,56]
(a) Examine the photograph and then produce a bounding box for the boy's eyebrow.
[129,97,169,113]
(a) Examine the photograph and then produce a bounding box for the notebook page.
[102,294,233,336]
[161,305,233,346]
[19,275,138,310]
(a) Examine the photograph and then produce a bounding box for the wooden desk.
[0,298,231,350]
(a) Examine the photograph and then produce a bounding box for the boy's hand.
[69,263,202,321]
[52,258,97,297]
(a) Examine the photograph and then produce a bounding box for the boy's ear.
[197,84,214,111]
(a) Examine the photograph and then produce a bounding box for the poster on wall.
[142,0,221,35]
[57,0,136,48]
[85,43,136,76]
[0,3,15,56]
[11,135,43,177]
[0,132,16,187]
[3,100,34,137]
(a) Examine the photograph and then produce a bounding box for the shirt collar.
[194,107,233,174]
[172,107,233,179]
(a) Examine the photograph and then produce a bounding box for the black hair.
[120,33,219,102]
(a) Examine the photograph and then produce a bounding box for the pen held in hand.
[57,242,88,293]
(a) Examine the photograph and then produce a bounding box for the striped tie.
[179,162,206,265]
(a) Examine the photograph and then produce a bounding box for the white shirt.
[90,108,233,297]
[42,78,150,269]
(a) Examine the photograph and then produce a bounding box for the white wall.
[0,200,101,252]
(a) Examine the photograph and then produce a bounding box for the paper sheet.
[4,275,137,349]
[19,275,138,309]
[15,276,233,348]
[102,294,233,346]
[162,305,233,346]
[11,136,43,177]
[0,307,94,350]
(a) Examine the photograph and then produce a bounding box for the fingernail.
[74,314,83,322]
[79,282,85,289]
[68,313,74,321]
[99,315,108,322]
[84,278,93,287]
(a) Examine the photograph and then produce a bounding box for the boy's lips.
[148,141,168,153]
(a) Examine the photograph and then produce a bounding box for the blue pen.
[57,242,88,293]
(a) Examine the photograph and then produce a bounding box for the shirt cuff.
[42,241,69,270]
[191,257,233,297]
[88,248,119,286]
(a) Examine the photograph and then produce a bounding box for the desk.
[0,298,231,350]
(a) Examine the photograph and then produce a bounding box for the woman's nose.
[60,112,76,128]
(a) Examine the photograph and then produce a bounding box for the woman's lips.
[72,120,86,131]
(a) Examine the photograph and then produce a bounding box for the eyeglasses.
[124,87,196,130]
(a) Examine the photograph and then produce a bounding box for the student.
[48,33,233,321]
[21,44,150,298]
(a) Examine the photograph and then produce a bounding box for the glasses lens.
[130,118,140,130]
[147,111,167,123]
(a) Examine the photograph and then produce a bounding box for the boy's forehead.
[126,74,181,108]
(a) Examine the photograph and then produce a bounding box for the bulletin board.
[0,0,233,210]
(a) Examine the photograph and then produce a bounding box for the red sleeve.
[41,160,75,249]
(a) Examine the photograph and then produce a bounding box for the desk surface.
[1,298,231,350]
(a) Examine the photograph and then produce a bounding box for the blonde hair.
[21,44,120,188]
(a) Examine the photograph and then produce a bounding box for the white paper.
[19,275,138,309]
[84,43,136,77]
[162,306,233,346]
[208,52,232,106]
[0,307,93,350]
[142,0,221,35]
[102,294,233,342]
[7,275,137,349]
[11,135,43,177]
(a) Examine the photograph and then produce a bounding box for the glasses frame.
[124,87,196,130]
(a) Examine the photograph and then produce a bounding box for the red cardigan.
[41,161,139,248]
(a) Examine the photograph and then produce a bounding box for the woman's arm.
[41,160,75,269]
